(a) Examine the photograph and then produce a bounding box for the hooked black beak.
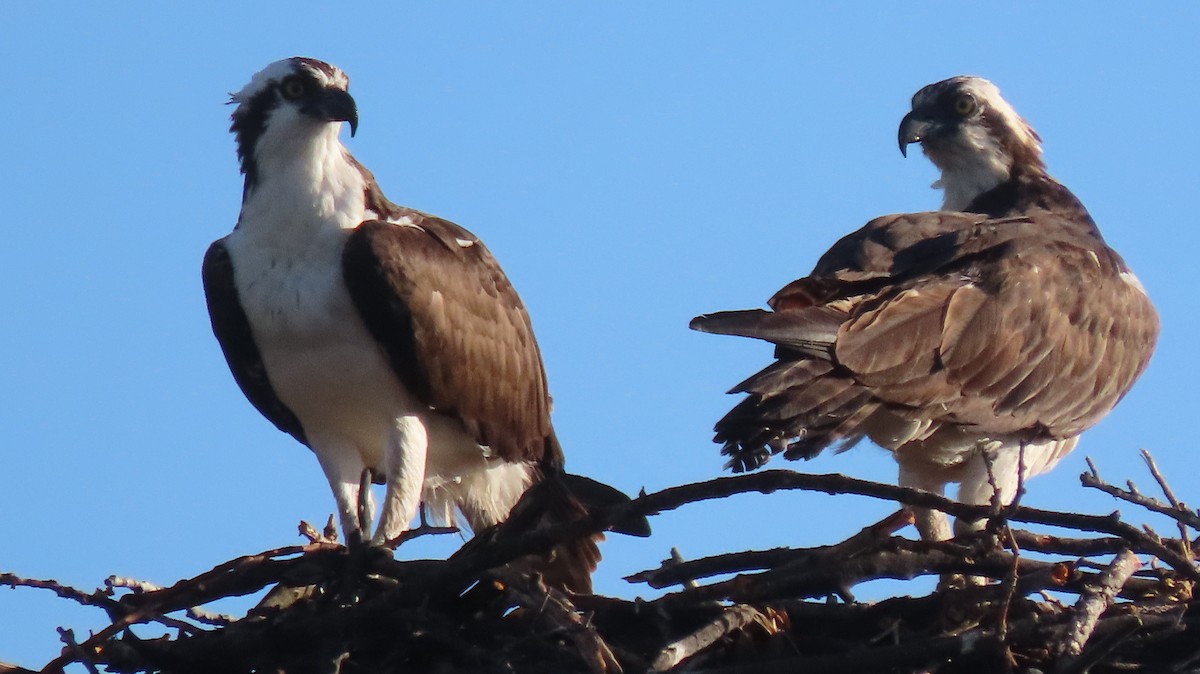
[898,112,934,158]
[303,88,359,137]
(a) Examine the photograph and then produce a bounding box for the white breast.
[228,224,415,467]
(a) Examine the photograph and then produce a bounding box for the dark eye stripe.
[280,76,308,100]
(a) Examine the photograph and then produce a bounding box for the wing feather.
[342,213,556,466]
[690,307,842,357]
[837,285,952,383]
[201,240,307,445]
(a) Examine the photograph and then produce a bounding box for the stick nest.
[5,451,1199,674]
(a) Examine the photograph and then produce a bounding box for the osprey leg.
[953,444,1024,537]
[897,463,952,542]
[314,440,374,545]
[374,415,428,544]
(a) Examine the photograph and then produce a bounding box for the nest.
[4,452,1199,674]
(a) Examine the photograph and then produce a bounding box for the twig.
[498,570,621,674]
[1056,549,1141,659]
[1083,459,1200,531]
[649,605,770,671]
[1057,614,1144,674]
[1141,450,1186,516]
[108,576,235,626]
[997,525,1021,647]
[1142,449,1195,563]
[651,540,995,608]
[626,510,909,589]
[1008,531,1131,556]
[0,573,203,639]
[56,628,100,674]
[994,442,1029,671]
[0,573,111,612]
[299,516,339,544]
[40,543,355,673]
[669,548,700,590]
[381,524,460,549]
[626,547,806,588]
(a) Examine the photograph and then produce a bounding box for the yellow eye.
[954,94,976,116]
[280,77,306,100]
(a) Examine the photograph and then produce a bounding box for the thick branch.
[445,470,1197,594]
[1057,549,1141,658]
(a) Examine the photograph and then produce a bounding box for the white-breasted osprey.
[691,76,1158,541]
[203,58,628,590]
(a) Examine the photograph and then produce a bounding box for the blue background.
[2,3,1194,669]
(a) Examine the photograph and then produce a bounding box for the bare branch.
[1142,449,1195,562]
[627,510,909,589]
[1056,549,1142,658]
[649,605,773,671]
[1082,459,1200,531]
[56,628,99,674]
[10,465,1200,673]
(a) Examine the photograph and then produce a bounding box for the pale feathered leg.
[313,439,372,545]
[897,463,952,542]
[948,444,1027,586]
[898,460,969,588]
[373,415,428,544]
[954,444,1023,537]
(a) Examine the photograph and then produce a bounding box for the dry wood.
[4,455,1199,673]
[1057,549,1142,659]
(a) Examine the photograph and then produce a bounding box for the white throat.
[929,124,1012,212]
[240,122,367,239]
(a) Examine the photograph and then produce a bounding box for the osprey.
[691,76,1158,542]
[203,58,626,589]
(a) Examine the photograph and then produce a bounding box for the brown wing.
[342,211,558,467]
[696,212,996,469]
[834,212,1159,437]
[202,240,308,446]
[698,209,1158,468]
[769,211,1030,310]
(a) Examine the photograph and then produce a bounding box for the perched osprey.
[691,76,1158,541]
[203,58,628,589]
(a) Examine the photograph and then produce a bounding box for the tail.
[475,472,650,594]
[693,308,876,471]
[689,307,841,358]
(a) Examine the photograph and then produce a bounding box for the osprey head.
[898,76,1044,210]
[229,57,358,180]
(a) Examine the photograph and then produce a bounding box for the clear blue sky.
[2,3,1196,668]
